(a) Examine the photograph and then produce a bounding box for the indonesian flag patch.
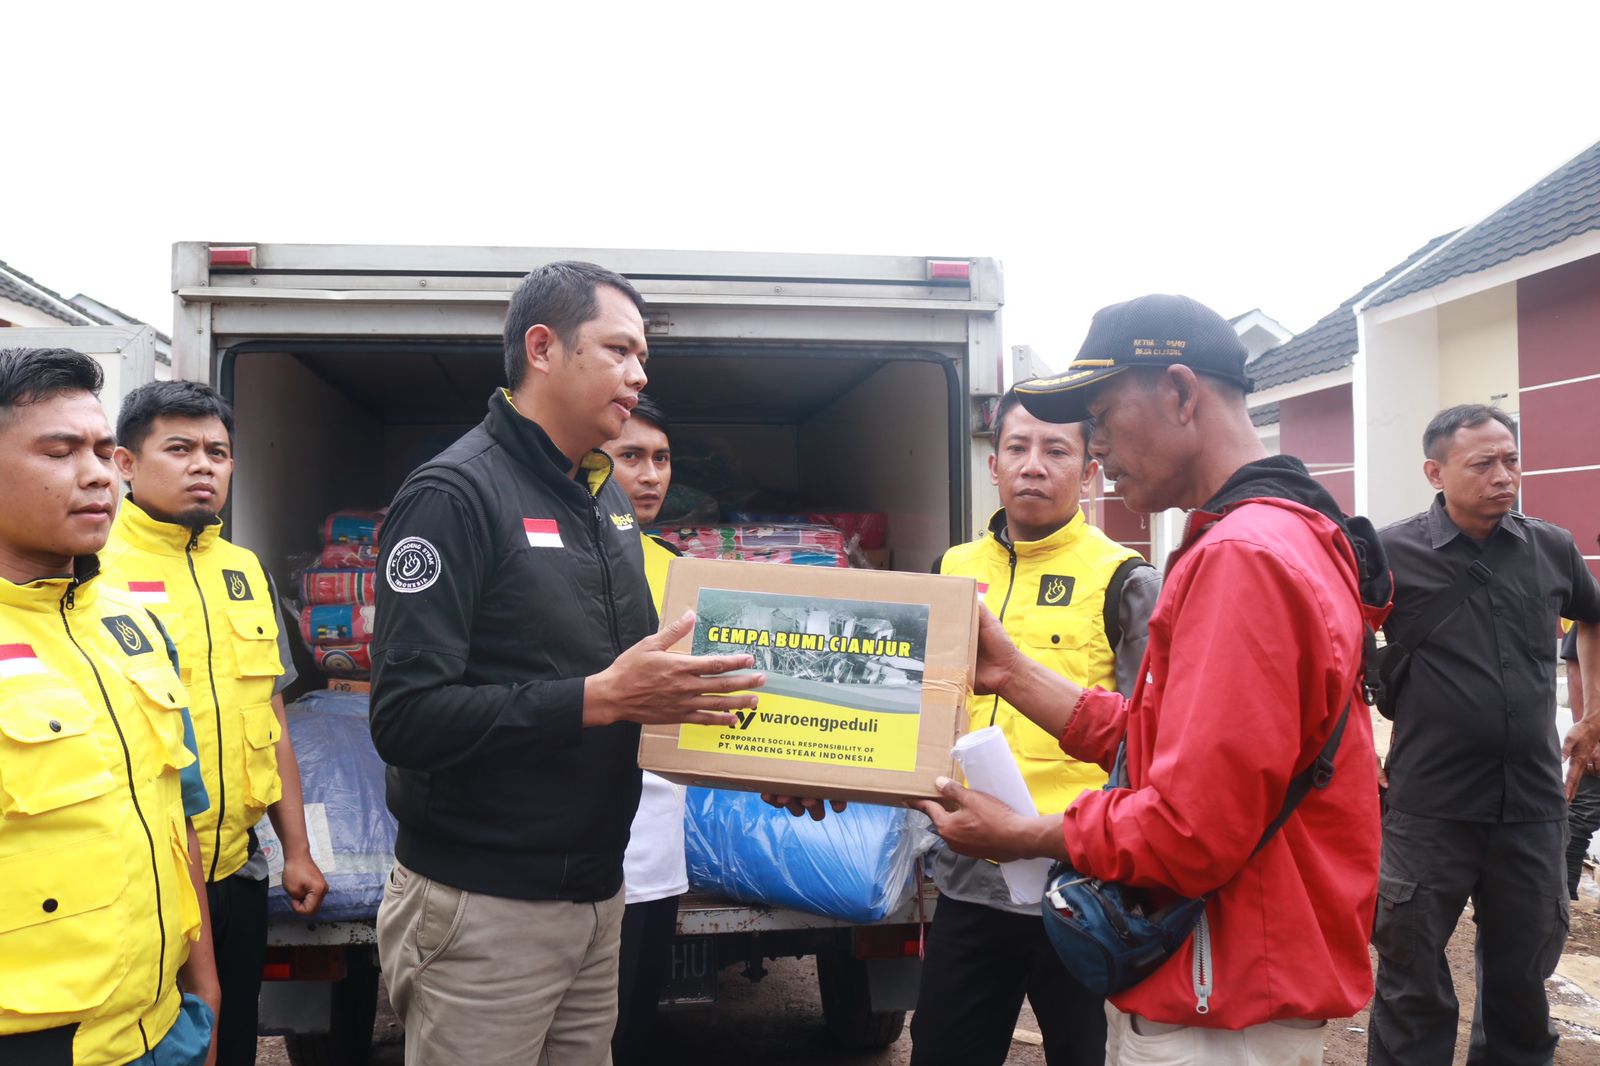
[0,644,46,678]
[523,518,563,549]
[126,581,169,604]
[976,582,989,600]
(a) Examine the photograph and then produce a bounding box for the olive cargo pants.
[377,861,624,1066]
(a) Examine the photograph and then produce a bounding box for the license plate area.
[659,935,716,1007]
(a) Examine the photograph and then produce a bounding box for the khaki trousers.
[377,862,625,1066]
[1104,1004,1325,1065]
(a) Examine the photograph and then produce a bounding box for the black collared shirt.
[1381,494,1600,822]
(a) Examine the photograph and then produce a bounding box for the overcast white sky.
[6,1,1598,372]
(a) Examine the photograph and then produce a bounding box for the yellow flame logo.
[1043,577,1069,605]
[115,619,141,649]
[228,573,247,599]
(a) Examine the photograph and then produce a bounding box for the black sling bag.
[1372,530,1516,720]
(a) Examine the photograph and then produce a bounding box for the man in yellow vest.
[101,381,327,1066]
[0,347,219,1065]
[599,393,684,1066]
[911,386,1159,1066]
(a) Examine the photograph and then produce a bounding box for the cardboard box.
[640,557,977,805]
[326,678,371,694]
[858,548,894,570]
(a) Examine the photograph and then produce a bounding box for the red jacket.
[1059,495,1385,1028]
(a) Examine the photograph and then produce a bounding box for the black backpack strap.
[1246,695,1352,861]
[1103,557,1155,650]
[1395,527,1518,657]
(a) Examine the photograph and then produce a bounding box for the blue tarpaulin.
[684,787,931,924]
[263,690,395,923]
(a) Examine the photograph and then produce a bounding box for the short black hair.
[0,347,103,419]
[502,261,647,388]
[630,393,670,439]
[993,386,1090,455]
[117,380,235,454]
[1423,404,1517,461]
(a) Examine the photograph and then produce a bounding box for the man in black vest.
[370,262,762,1065]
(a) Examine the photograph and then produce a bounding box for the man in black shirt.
[371,262,764,1065]
[1370,404,1600,1065]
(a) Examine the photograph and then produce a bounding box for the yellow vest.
[641,534,675,616]
[101,498,284,881]
[940,509,1141,814]
[0,561,202,1065]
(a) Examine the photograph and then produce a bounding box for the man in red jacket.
[916,294,1391,1064]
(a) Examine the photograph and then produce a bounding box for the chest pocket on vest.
[240,703,283,810]
[0,829,131,1014]
[1015,612,1095,759]
[226,607,284,679]
[0,679,119,816]
[0,679,132,1015]
[126,664,195,776]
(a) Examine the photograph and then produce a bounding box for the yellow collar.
[987,507,1087,557]
[113,496,223,555]
[0,557,100,613]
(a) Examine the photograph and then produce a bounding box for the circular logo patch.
[386,536,441,593]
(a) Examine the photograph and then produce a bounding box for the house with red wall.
[1357,137,1600,580]
[1244,234,1456,515]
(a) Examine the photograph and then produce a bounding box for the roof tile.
[0,259,96,326]
[1372,139,1600,306]
[1249,232,1457,391]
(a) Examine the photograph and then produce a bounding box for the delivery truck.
[169,242,1007,1063]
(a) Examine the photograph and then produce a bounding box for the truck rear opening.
[223,340,962,619]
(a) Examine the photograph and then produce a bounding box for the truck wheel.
[816,949,906,1049]
[283,947,380,1066]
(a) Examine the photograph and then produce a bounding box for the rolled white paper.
[951,726,1056,905]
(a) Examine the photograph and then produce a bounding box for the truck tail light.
[851,923,923,960]
[209,245,258,268]
[261,946,348,982]
[927,259,971,282]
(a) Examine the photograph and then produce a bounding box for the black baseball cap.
[1015,294,1251,424]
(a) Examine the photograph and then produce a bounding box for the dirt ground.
[1320,894,1600,1065]
[258,898,1600,1064]
[261,709,1600,1063]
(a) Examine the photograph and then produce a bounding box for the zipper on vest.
[989,543,1020,727]
[61,587,168,1014]
[187,529,227,881]
[591,499,623,654]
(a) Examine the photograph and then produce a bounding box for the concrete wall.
[1517,252,1600,581]
[1356,307,1441,526]
[1437,284,1520,412]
